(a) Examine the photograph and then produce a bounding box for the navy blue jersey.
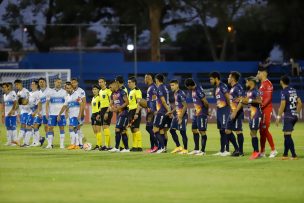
[146,83,157,112]
[192,85,208,116]
[215,82,229,108]
[246,88,262,119]
[156,84,170,114]
[174,89,187,117]
[229,83,245,112]
[281,86,299,118]
[111,89,128,116]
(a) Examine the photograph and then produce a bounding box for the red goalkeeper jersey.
[259,79,273,112]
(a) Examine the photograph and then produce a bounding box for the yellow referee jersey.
[128,88,142,110]
[99,88,112,108]
[91,95,101,114]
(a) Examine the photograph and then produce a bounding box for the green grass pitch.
[1,123,304,203]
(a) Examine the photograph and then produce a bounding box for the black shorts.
[146,111,155,127]
[100,107,113,126]
[128,109,141,129]
[91,112,101,126]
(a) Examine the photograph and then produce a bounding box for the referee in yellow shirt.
[127,76,143,152]
[98,77,113,150]
[91,85,102,150]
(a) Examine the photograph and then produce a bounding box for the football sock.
[115,132,122,149]
[156,131,164,149]
[24,129,32,145]
[96,132,102,146]
[122,134,129,149]
[135,131,142,148]
[228,132,239,151]
[146,125,155,148]
[59,130,65,147]
[252,137,259,152]
[170,129,180,147]
[201,135,207,152]
[180,130,188,150]
[265,129,275,151]
[237,133,244,153]
[193,133,199,150]
[163,134,168,148]
[219,130,226,153]
[132,132,137,148]
[104,128,111,147]
[47,132,53,146]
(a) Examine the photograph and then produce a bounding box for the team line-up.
[2,67,302,160]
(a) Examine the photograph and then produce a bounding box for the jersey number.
[289,96,297,110]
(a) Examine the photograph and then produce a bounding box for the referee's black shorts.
[128,109,141,129]
[91,112,101,126]
[100,107,113,126]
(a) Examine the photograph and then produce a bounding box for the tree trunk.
[148,0,162,61]
[220,34,229,61]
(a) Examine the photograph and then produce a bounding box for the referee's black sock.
[170,129,180,147]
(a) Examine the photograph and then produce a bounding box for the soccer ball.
[83,143,92,151]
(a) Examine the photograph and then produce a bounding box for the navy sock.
[115,131,122,149]
[228,132,239,151]
[146,125,155,148]
[286,135,297,157]
[237,133,244,153]
[180,130,188,150]
[193,133,199,150]
[252,137,259,152]
[122,134,129,149]
[156,132,164,149]
[283,135,289,156]
[170,129,180,147]
[201,135,207,152]
[162,134,167,148]
[219,130,226,152]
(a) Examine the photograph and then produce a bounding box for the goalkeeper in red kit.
[256,66,278,158]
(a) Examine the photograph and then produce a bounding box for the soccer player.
[144,73,158,152]
[91,85,102,150]
[115,75,129,149]
[256,67,277,158]
[127,76,143,152]
[238,76,262,159]
[14,79,30,145]
[168,80,188,154]
[209,72,231,156]
[58,82,84,150]
[184,78,209,156]
[38,77,52,146]
[2,83,18,146]
[108,80,130,152]
[25,80,42,147]
[225,71,244,156]
[46,78,67,149]
[98,77,113,150]
[71,78,86,148]
[275,75,302,160]
[153,74,171,153]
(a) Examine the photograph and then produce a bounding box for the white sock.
[77,130,83,145]
[69,131,76,145]
[12,129,17,142]
[47,133,53,146]
[34,130,40,144]
[24,130,32,145]
[75,132,80,146]
[6,130,12,144]
[18,129,25,142]
[60,133,65,146]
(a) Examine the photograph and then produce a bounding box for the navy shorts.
[20,113,29,125]
[5,116,17,129]
[69,117,80,127]
[249,116,261,130]
[283,116,298,132]
[146,112,155,127]
[48,115,66,127]
[153,113,167,129]
[226,112,244,131]
[170,115,188,131]
[216,107,230,130]
[192,114,208,131]
[164,116,172,129]
[116,114,128,130]
[26,114,39,126]
[42,115,48,125]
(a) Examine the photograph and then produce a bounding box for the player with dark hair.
[127,76,143,152]
[153,74,171,153]
[185,78,209,156]
[98,77,113,150]
[168,80,188,154]
[238,76,262,159]
[257,67,277,158]
[108,80,130,152]
[209,72,231,156]
[276,75,302,160]
[225,71,243,156]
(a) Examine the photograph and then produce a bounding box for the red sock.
[260,129,266,153]
[265,129,275,151]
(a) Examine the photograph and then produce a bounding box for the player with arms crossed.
[257,67,277,158]
[276,75,302,160]
[108,80,130,153]
[238,76,262,159]
[168,80,188,154]
[185,78,209,156]
[46,78,67,149]
[2,83,18,146]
